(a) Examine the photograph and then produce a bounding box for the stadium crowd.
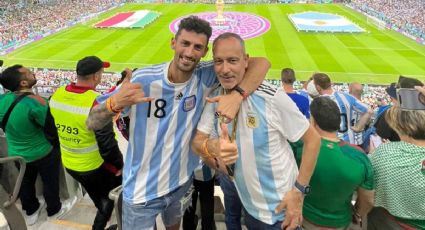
[350,0,425,39]
[0,0,123,51]
[268,79,392,110]
[26,68,394,110]
[32,69,121,94]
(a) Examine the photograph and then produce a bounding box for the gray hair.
[212,32,245,54]
[386,105,425,140]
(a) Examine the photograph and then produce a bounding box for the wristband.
[233,85,249,100]
[201,139,215,159]
[106,97,122,114]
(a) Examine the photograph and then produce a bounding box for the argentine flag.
[289,12,365,33]
[95,10,161,28]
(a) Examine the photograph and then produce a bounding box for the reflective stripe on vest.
[50,86,103,172]
[60,143,99,154]
[49,100,91,115]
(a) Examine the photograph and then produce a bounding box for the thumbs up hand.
[218,123,238,166]
[112,68,154,110]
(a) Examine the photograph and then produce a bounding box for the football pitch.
[1,3,425,84]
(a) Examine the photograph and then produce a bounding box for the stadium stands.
[268,79,392,110]
[5,68,389,111]
[2,0,424,53]
[350,0,425,40]
[30,69,121,94]
[0,0,124,52]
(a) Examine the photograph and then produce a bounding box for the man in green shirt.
[294,97,375,229]
[0,65,71,226]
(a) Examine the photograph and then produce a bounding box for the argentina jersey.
[198,81,309,224]
[97,61,217,204]
[351,110,364,145]
[324,92,368,144]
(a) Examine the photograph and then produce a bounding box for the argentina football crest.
[246,111,258,128]
[182,95,196,112]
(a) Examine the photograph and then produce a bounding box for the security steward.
[49,56,122,230]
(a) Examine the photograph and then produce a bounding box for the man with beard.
[0,65,71,226]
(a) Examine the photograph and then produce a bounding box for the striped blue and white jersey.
[351,109,365,145]
[97,61,217,204]
[197,81,310,224]
[323,91,369,144]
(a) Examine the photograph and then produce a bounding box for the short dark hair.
[212,32,245,54]
[76,56,109,77]
[281,68,295,84]
[0,64,24,92]
[176,16,212,42]
[310,97,341,132]
[313,73,331,90]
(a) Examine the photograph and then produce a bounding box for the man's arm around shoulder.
[213,57,270,120]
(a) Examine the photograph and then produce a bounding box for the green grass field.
[1,3,425,83]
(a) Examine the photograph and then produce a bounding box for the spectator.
[372,83,400,144]
[310,73,372,145]
[193,32,320,230]
[368,77,425,230]
[49,56,123,230]
[349,82,367,147]
[295,97,374,230]
[281,68,310,119]
[0,64,72,225]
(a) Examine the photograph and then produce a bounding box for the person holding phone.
[368,77,425,230]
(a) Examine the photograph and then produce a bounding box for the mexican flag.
[95,10,160,28]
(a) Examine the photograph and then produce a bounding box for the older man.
[192,32,320,230]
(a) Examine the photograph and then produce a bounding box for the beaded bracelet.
[201,138,216,159]
[106,97,122,114]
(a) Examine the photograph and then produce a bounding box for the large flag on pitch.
[95,10,160,28]
[289,12,364,33]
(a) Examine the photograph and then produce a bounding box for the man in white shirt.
[192,32,320,230]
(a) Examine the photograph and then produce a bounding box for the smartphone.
[397,88,425,110]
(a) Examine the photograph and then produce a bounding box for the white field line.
[344,46,413,51]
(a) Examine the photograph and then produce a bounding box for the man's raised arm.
[86,69,153,130]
